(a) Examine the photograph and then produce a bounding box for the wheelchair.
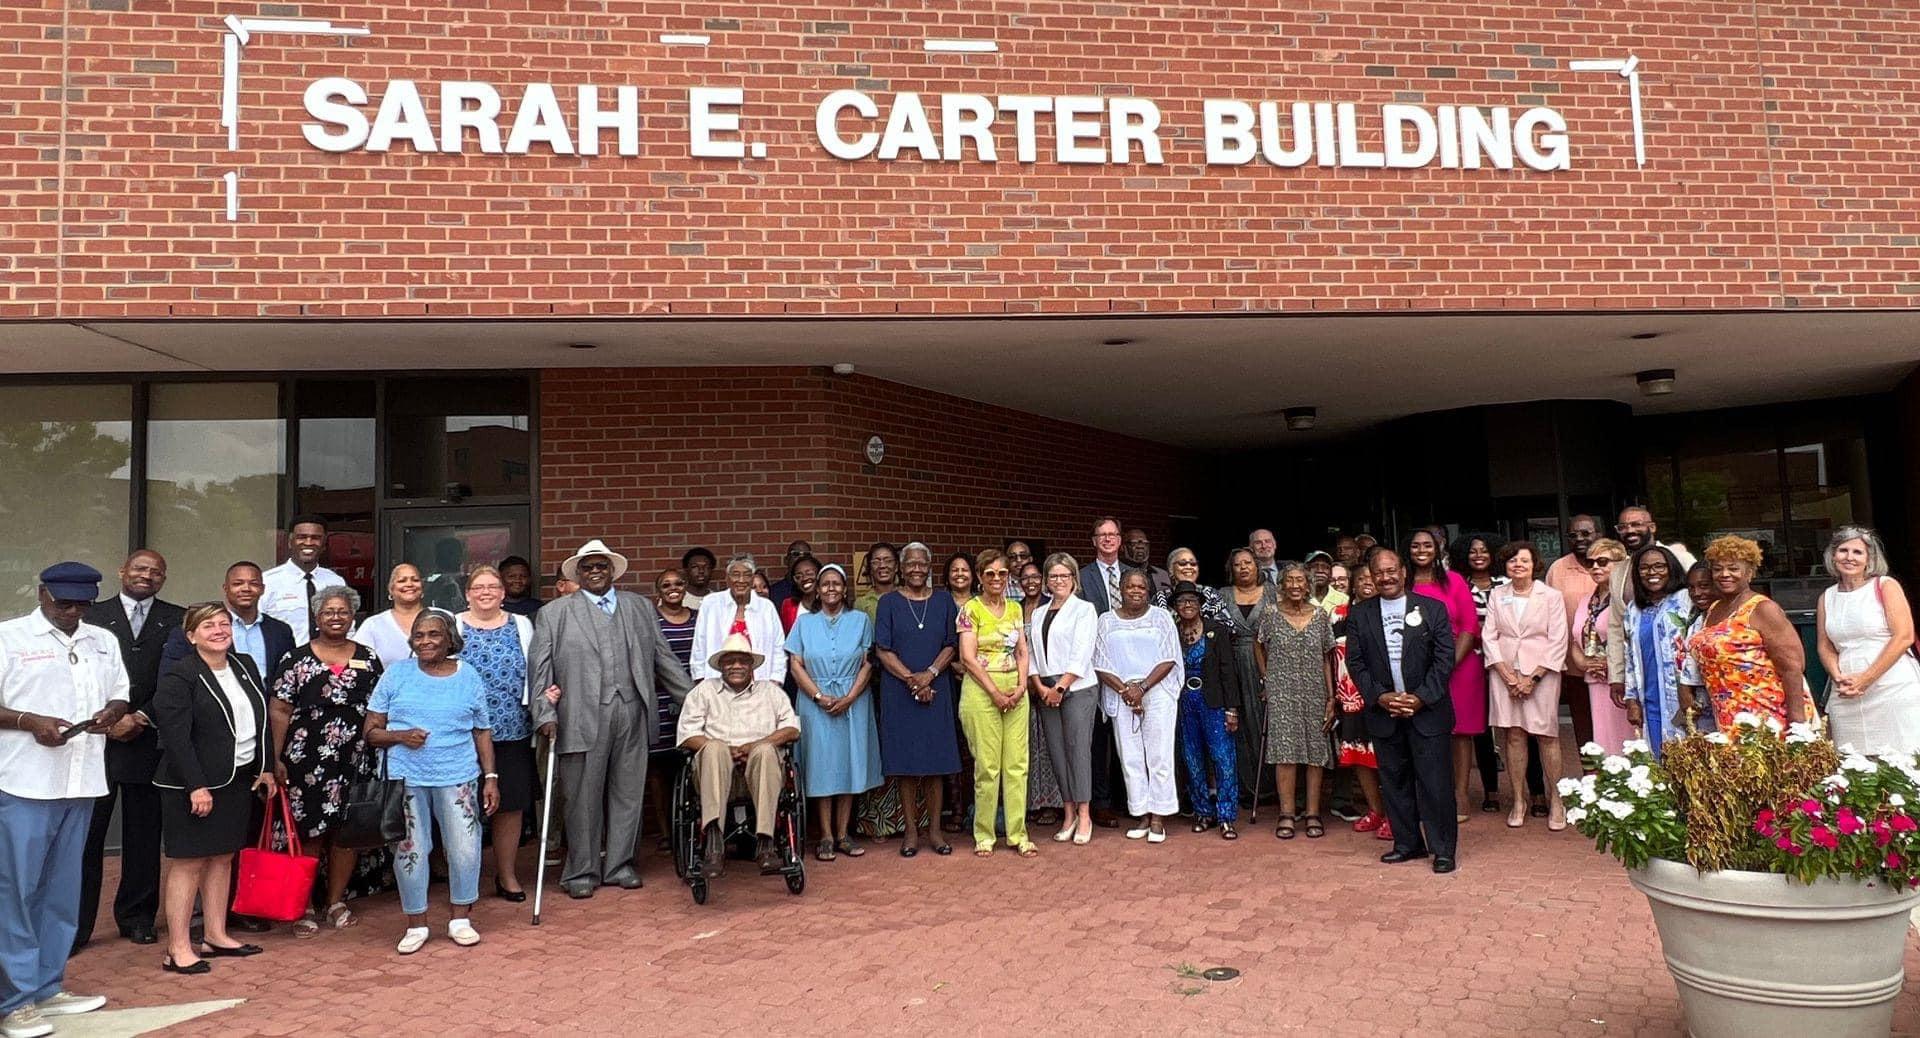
[670,746,806,904]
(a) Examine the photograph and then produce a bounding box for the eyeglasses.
[1046,573,1074,583]
[578,561,613,572]
[1584,558,1612,568]
[658,580,686,589]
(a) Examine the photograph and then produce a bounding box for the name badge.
[347,658,372,670]
[1405,610,1424,628]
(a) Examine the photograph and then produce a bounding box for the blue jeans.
[393,781,481,916]
[1177,689,1240,824]
[0,793,91,1013]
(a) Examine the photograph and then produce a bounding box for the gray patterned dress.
[1257,606,1336,767]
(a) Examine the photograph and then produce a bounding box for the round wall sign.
[864,435,886,466]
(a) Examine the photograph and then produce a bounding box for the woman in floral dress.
[269,585,388,934]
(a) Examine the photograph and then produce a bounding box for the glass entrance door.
[381,506,531,613]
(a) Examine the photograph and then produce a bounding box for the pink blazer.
[1480,582,1570,677]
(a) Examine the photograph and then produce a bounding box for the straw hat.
[560,539,628,583]
[706,631,766,671]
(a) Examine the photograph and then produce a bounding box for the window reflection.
[146,383,285,604]
[0,386,133,614]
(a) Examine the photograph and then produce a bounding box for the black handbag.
[334,749,407,850]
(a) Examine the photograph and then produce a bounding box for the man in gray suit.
[531,539,693,898]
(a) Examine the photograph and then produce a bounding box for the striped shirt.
[656,609,697,743]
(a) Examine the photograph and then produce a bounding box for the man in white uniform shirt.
[261,514,345,647]
[0,563,129,1037]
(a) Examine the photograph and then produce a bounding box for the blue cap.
[39,562,102,603]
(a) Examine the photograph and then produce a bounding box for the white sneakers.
[398,920,480,954]
[32,994,104,1018]
[2,1007,53,1038]
[396,927,430,955]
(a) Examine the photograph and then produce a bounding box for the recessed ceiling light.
[1636,368,1676,396]
[1630,332,1660,340]
[567,342,597,350]
[1283,407,1317,431]
[1102,338,1133,347]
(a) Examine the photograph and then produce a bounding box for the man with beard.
[1544,515,1602,746]
[1122,528,1171,599]
[1607,507,1696,703]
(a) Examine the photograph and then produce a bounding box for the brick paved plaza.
[67,815,1920,1037]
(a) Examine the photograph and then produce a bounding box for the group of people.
[4,506,1918,1037]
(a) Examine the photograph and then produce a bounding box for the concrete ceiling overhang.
[3,310,1916,448]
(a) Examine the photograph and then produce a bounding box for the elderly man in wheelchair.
[675,633,801,881]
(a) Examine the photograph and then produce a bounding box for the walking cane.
[532,734,558,925]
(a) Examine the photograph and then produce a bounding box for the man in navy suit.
[76,550,183,950]
[1075,516,1135,827]
[1345,549,1459,873]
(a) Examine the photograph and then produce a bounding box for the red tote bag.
[232,790,319,922]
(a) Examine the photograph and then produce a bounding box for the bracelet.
[484,772,499,779]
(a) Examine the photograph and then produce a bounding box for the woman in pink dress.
[1577,539,1636,755]
[1406,528,1484,826]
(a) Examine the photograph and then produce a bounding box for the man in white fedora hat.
[529,539,693,898]
[676,632,799,878]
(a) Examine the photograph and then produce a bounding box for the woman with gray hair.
[689,552,787,683]
[268,585,386,935]
[1817,526,1920,754]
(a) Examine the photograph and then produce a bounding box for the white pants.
[1112,688,1178,817]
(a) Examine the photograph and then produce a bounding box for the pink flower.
[1873,821,1893,847]
[1892,814,1918,833]
[1887,852,1905,869]
[1757,807,1775,825]
[1837,808,1864,835]
[1809,826,1839,850]
[1798,799,1823,816]
[1775,835,1803,856]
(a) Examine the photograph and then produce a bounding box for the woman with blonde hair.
[1684,535,1810,730]
[1575,538,1634,754]
[1816,526,1919,754]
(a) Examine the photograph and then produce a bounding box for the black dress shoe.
[494,881,527,903]
[1379,849,1430,864]
[126,925,158,945]
[230,916,272,934]
[604,866,643,890]
[162,956,211,975]
[1432,857,1457,874]
[200,942,263,958]
[562,879,595,899]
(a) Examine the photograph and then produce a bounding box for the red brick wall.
[5,1,1918,319]
[538,367,1196,585]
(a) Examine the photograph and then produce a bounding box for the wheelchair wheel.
[671,762,698,881]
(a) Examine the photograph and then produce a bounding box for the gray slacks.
[1038,683,1098,803]
[557,695,648,885]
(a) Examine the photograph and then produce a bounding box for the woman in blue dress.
[787,564,883,861]
[1621,545,1693,757]
[873,542,961,857]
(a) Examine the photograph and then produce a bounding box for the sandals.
[1274,814,1298,840]
[1302,815,1325,839]
[816,839,837,862]
[1220,822,1238,840]
[973,847,994,858]
[292,915,320,939]
[899,842,918,858]
[1015,842,1039,858]
[325,902,358,930]
[835,838,866,858]
[1191,818,1216,834]
[932,842,953,855]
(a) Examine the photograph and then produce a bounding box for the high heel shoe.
[493,880,527,903]
[1506,809,1527,829]
[1053,824,1075,843]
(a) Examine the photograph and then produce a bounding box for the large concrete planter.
[1629,856,1920,1037]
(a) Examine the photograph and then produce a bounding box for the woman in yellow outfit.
[957,549,1036,857]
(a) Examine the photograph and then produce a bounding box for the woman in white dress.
[1092,569,1182,843]
[1816,526,1920,756]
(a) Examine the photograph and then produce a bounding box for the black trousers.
[1376,725,1456,859]
[1089,713,1125,812]
[77,781,162,945]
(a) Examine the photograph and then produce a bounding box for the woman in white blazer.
[1028,552,1101,844]
[689,554,787,684]
[455,567,548,902]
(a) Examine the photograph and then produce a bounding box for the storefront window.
[385,377,531,500]
[296,380,378,605]
[0,386,133,614]
[145,383,286,604]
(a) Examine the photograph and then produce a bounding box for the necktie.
[597,594,615,616]
[1105,564,1119,608]
[129,599,147,639]
[304,573,318,637]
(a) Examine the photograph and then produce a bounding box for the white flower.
[1564,807,1588,825]
[1764,716,1784,734]
[1786,722,1820,744]
[1891,794,1907,808]
[1598,799,1634,820]
[1838,742,1861,757]
[1841,753,1877,773]
[1602,756,1630,775]
[1579,774,1599,795]
[1621,738,1651,756]
[1556,777,1583,798]
[1826,774,1851,792]
[1627,774,1656,797]
[1706,732,1730,745]
[1732,711,1763,728]
[1580,741,1606,758]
